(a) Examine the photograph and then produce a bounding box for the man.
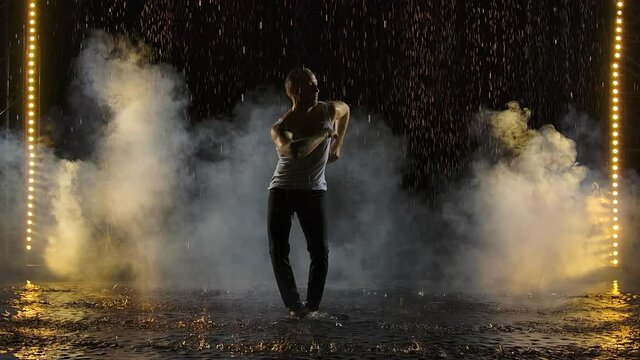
[268,67,350,318]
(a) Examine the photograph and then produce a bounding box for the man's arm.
[326,101,350,162]
[271,120,335,159]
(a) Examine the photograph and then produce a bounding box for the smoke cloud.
[0,134,26,276]
[444,102,610,293]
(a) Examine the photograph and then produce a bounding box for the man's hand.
[329,141,341,163]
[324,128,338,140]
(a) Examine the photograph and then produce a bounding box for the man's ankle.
[304,303,319,312]
[288,307,308,319]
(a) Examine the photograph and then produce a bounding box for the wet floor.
[1,281,639,359]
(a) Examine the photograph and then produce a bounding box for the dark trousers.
[267,189,328,311]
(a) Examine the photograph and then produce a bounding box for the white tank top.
[268,102,333,191]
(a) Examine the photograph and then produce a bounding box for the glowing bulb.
[615,44,622,50]
[28,178,34,183]
[29,28,35,33]
[29,44,35,50]
[28,120,34,125]
[28,77,34,83]
[27,203,33,208]
[29,153,35,158]
[27,220,32,225]
[618,10,623,15]
[613,199,618,204]
[613,97,619,102]
[29,19,35,25]
[612,113,618,119]
[613,63,619,68]
[613,89,619,94]
[26,245,32,250]
[28,195,33,200]
[614,242,619,247]
[613,259,619,265]
[617,2,623,8]
[613,217,618,221]
[614,208,619,213]
[29,161,35,166]
[28,70,34,75]
[28,187,33,192]
[30,3,35,8]
[617,18,623,24]
[26,236,31,241]
[28,86,34,91]
[29,11,35,16]
[613,251,619,256]
[28,128,34,133]
[613,123,619,128]
[616,36,622,41]
[613,182,618,188]
[613,72,619,77]
[613,140,619,146]
[615,53,621,58]
[26,227,32,232]
[28,61,34,66]
[613,174,618,180]
[613,132,619,137]
[616,27,622,33]
[613,191,618,196]
[613,149,619,154]
[27,211,33,217]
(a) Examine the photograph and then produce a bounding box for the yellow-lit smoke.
[45,162,90,276]
[44,32,190,285]
[453,102,609,293]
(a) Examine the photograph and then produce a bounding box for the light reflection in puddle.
[0,281,639,359]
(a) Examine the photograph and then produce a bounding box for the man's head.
[285,67,318,107]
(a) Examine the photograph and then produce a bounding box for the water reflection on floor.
[1,281,639,359]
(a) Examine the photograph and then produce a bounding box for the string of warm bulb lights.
[25,0,38,252]
[610,0,625,267]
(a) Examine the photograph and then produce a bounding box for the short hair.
[285,67,314,97]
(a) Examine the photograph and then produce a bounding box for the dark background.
[2,0,638,196]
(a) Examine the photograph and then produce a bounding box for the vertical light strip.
[609,0,625,267]
[25,0,38,252]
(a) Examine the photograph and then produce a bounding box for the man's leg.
[296,190,328,311]
[267,189,304,310]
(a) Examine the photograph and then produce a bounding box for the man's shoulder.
[273,112,290,129]
[279,109,297,123]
